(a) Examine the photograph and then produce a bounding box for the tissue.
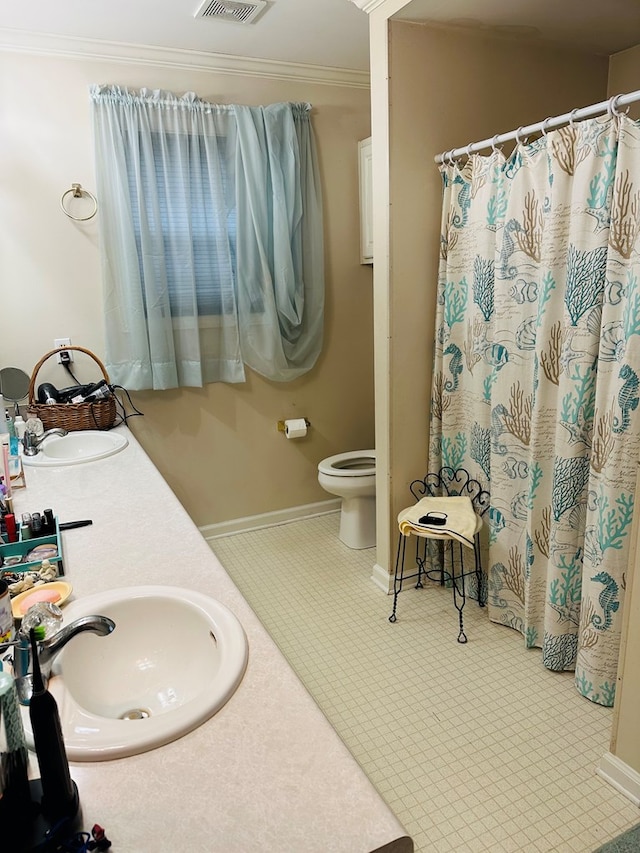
[284,418,308,439]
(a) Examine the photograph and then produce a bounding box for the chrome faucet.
[22,427,69,456]
[14,614,115,704]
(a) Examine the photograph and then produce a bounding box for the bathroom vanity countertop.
[12,426,412,853]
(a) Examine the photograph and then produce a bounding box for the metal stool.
[388,467,490,642]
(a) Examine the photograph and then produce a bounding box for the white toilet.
[317,450,376,549]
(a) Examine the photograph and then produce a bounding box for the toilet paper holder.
[277,419,311,432]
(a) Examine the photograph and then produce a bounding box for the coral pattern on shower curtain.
[429,114,640,706]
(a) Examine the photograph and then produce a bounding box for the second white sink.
[22,430,128,466]
[21,586,249,760]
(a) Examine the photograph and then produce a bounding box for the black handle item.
[59,520,93,531]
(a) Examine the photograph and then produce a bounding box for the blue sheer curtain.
[90,85,324,390]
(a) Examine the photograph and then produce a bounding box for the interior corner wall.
[608,44,640,120]
[376,19,608,575]
[0,47,373,527]
[606,43,640,778]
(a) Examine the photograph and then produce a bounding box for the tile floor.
[210,512,640,853]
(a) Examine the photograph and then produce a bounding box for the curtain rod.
[435,89,640,165]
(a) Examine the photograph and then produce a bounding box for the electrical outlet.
[54,337,73,363]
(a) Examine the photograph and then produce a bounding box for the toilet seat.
[318,450,375,477]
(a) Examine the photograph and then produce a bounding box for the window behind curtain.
[125,130,238,317]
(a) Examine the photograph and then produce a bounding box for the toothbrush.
[28,628,77,818]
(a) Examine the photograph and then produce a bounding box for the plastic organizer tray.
[0,516,64,575]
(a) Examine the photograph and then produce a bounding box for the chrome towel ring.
[60,183,98,221]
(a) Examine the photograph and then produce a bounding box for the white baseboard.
[597,751,640,806]
[371,562,393,594]
[200,500,340,540]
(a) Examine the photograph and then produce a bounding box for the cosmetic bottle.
[5,413,18,457]
[0,439,10,500]
[14,415,26,441]
[4,513,17,543]
[5,416,21,484]
[28,628,79,820]
[0,399,10,500]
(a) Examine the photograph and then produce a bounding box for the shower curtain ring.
[515,126,527,145]
[569,108,580,126]
[466,143,474,159]
[608,93,629,118]
[491,134,501,154]
[540,117,552,138]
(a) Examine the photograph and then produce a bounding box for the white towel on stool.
[397,495,482,549]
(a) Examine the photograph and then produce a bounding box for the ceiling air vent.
[194,0,267,24]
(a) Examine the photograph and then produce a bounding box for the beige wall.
[607,44,640,776]
[609,43,640,120]
[0,47,373,527]
[370,9,609,575]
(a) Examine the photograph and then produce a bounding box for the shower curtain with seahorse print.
[429,113,640,706]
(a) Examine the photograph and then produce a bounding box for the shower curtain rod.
[435,89,640,164]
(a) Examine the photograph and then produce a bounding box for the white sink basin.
[21,586,248,760]
[22,430,128,466]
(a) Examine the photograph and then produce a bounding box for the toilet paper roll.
[284,418,308,439]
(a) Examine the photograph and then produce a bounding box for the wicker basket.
[27,346,117,432]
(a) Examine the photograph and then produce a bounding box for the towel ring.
[60,183,98,221]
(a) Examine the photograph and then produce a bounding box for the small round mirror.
[0,367,30,410]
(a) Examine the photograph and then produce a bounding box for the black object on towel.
[418,512,447,526]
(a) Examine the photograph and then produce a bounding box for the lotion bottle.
[13,415,26,441]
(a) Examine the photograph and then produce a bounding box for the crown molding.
[0,28,370,89]
[348,0,386,10]
[348,0,413,14]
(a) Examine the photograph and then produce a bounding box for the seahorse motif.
[443,343,463,392]
[451,175,471,229]
[491,404,509,455]
[613,364,639,434]
[497,219,522,280]
[591,571,620,631]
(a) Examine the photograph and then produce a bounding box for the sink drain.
[119,708,151,720]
